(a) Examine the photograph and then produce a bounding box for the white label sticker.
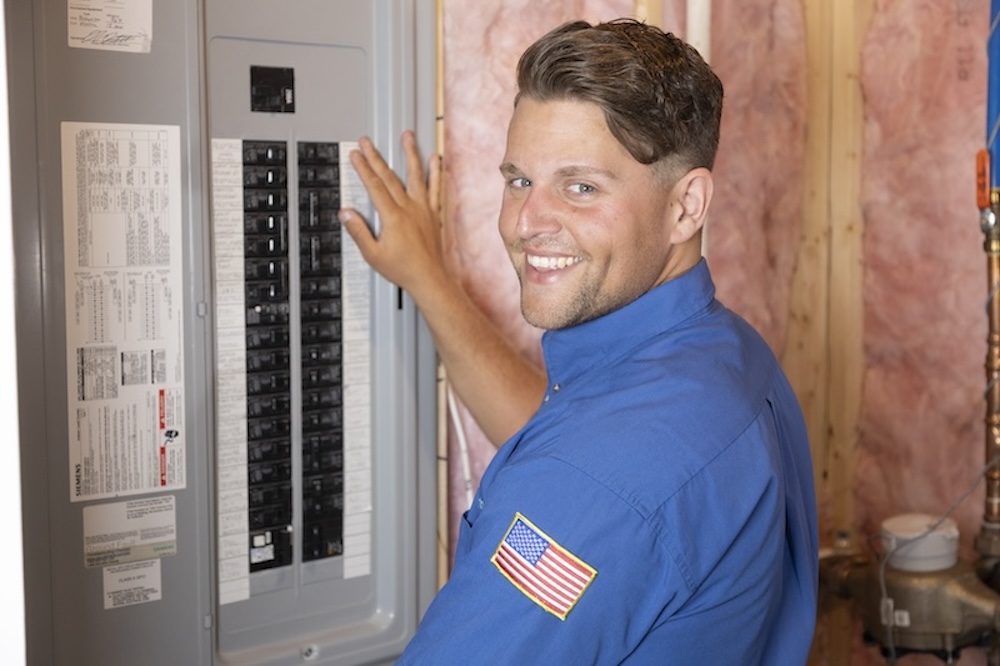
[83,495,177,568]
[103,559,161,609]
[62,122,186,503]
[68,0,152,53]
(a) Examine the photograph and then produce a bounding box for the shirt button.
[553,384,561,392]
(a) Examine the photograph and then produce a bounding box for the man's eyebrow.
[554,165,618,180]
[498,163,618,180]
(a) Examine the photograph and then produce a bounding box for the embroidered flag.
[491,512,597,620]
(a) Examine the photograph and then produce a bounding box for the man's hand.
[339,131,546,446]
[338,131,447,304]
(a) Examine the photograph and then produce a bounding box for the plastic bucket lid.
[880,513,959,572]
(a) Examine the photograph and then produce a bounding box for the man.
[339,18,818,665]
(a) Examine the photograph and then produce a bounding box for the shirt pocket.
[458,492,484,553]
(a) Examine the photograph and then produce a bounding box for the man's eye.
[509,177,530,189]
[568,183,596,195]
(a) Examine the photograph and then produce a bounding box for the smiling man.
[340,18,818,665]
[498,96,704,331]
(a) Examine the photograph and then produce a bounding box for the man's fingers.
[339,208,380,264]
[401,131,429,202]
[348,147,400,214]
[427,153,442,214]
[358,136,410,204]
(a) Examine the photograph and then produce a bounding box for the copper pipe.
[984,191,1000,528]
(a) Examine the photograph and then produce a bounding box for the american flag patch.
[491,513,597,620]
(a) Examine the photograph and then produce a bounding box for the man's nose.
[515,187,563,238]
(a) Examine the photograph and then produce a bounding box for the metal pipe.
[977,147,1000,556]
[984,209,1000,528]
[820,554,1000,660]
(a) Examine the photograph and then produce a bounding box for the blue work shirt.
[399,259,819,665]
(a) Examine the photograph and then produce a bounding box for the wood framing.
[795,0,873,662]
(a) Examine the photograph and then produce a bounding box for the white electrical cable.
[447,385,475,510]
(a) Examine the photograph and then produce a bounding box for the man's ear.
[669,167,713,244]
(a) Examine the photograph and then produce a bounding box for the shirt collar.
[540,258,716,388]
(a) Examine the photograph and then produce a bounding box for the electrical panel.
[9,2,438,665]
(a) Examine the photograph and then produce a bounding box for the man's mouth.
[526,254,583,271]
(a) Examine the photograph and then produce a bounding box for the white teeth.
[527,255,582,270]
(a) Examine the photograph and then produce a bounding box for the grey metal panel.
[206,2,437,664]
[10,0,214,664]
[10,0,436,665]
[410,0,441,623]
[7,0,55,662]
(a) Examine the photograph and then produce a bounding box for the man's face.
[499,97,689,330]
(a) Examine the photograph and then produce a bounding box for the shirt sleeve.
[396,456,681,665]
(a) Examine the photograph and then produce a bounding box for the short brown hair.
[515,18,723,173]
